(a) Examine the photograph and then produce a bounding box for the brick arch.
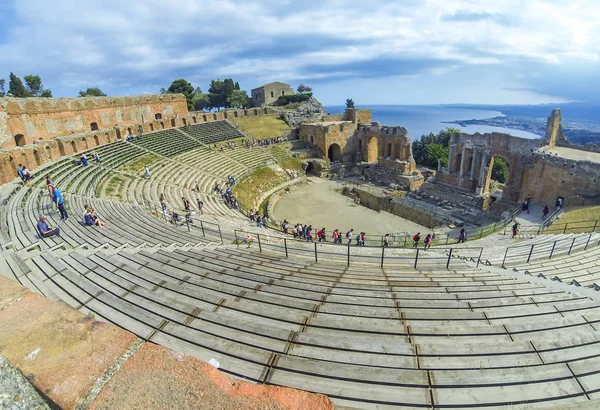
[45,145,53,161]
[71,140,78,153]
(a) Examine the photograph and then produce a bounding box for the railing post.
[380,236,383,247]
[234,230,239,246]
[593,221,598,232]
[477,248,483,267]
[501,248,509,268]
[186,220,190,232]
[284,238,288,258]
[526,244,535,263]
[217,225,223,244]
[585,233,592,250]
[446,248,452,269]
[549,241,557,259]
[314,242,318,262]
[414,248,419,269]
[200,221,206,237]
[381,246,385,268]
[257,233,262,252]
[492,222,497,232]
[537,226,541,235]
[445,235,449,245]
[347,244,350,266]
[403,236,407,248]
[563,223,567,234]
[479,228,483,239]
[568,238,575,255]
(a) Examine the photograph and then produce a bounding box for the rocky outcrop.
[279,97,326,128]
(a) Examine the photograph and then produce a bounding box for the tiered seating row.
[181,121,243,145]
[133,129,202,157]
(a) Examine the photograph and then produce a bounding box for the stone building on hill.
[251,82,294,106]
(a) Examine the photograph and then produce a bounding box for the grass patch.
[279,158,304,173]
[233,167,289,211]
[119,153,161,175]
[548,206,600,233]
[234,116,291,139]
[268,143,293,160]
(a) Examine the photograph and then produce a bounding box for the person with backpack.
[256,214,262,228]
[317,228,326,242]
[346,229,354,246]
[412,232,421,248]
[182,197,191,212]
[197,199,204,215]
[424,234,432,249]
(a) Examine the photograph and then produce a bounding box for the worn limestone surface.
[0,355,50,410]
[88,343,333,410]
[0,276,137,409]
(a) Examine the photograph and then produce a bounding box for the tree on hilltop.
[8,73,27,97]
[228,89,251,108]
[297,84,312,93]
[166,79,195,110]
[0,79,5,97]
[40,89,53,97]
[345,98,355,109]
[24,75,44,96]
[79,87,107,97]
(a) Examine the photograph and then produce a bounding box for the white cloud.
[0,0,598,102]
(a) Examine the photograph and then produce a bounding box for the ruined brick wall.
[356,123,416,171]
[0,94,188,149]
[299,121,358,162]
[343,108,372,125]
[521,154,600,207]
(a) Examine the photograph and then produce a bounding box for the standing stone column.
[459,146,469,178]
[470,148,479,180]
[448,144,456,173]
[478,151,489,187]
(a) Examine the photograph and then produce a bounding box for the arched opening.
[82,138,89,150]
[213,114,217,121]
[90,122,99,131]
[254,109,258,115]
[93,135,100,146]
[183,118,187,127]
[105,132,111,142]
[192,116,197,124]
[203,115,207,122]
[223,112,228,119]
[155,113,162,120]
[33,150,41,166]
[14,134,25,147]
[115,128,122,140]
[328,144,341,162]
[71,141,78,153]
[234,111,238,118]
[466,155,473,175]
[45,145,53,161]
[263,108,268,114]
[149,123,154,131]
[310,136,314,144]
[244,110,248,116]
[171,118,176,127]
[387,143,392,158]
[366,136,378,162]
[160,121,165,129]
[127,127,132,135]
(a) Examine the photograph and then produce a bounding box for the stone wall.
[389,199,441,228]
[299,121,358,162]
[521,154,600,207]
[355,123,416,171]
[0,94,188,148]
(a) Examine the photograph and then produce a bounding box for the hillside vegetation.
[234,116,290,139]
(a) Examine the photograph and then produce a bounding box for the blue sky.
[1,0,599,105]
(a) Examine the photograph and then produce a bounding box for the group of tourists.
[16,164,32,184]
[82,204,106,228]
[243,137,285,148]
[249,210,268,228]
[126,132,142,142]
[35,175,69,239]
[411,232,434,249]
[214,178,239,210]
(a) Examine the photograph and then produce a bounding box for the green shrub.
[274,93,312,106]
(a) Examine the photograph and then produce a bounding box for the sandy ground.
[273,179,430,239]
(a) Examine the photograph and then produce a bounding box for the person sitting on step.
[37,215,61,238]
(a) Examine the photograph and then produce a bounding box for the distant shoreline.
[441,116,546,137]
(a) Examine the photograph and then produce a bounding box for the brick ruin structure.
[298,108,417,174]
[436,109,600,209]
[0,95,276,185]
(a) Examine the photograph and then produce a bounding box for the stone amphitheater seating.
[133,128,202,157]
[2,126,600,408]
[181,120,244,144]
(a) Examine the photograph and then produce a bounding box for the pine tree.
[8,73,27,97]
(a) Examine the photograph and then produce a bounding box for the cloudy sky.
[1,0,599,105]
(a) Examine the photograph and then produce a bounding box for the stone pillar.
[448,144,456,173]
[478,151,489,187]
[470,148,479,180]
[459,146,469,178]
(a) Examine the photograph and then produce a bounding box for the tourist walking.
[182,197,191,212]
[412,232,421,248]
[346,229,354,246]
[256,214,262,228]
[53,186,68,220]
[511,222,519,238]
[17,164,24,183]
[197,199,204,215]
[424,234,432,249]
[457,229,466,243]
[542,205,549,219]
[21,165,31,184]
[383,234,390,248]
[317,228,326,242]
[144,166,151,179]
